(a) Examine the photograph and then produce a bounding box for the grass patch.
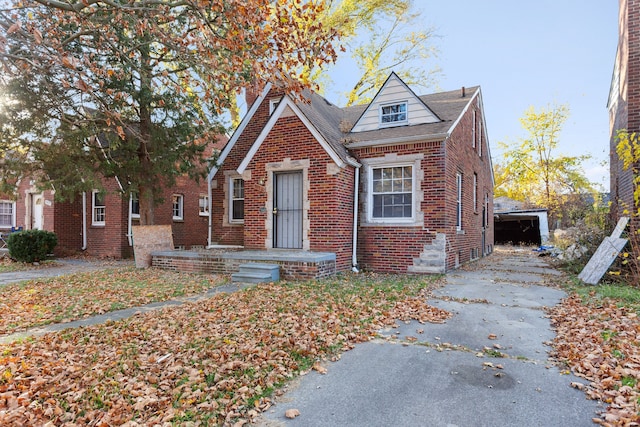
[0,267,229,335]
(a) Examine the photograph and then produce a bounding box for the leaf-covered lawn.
[0,274,448,426]
[549,293,640,426]
[0,267,227,335]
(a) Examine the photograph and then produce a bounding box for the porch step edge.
[231,272,276,284]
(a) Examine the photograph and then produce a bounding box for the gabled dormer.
[350,72,441,133]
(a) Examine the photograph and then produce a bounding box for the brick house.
[609,0,640,234]
[207,73,494,273]
[1,138,225,258]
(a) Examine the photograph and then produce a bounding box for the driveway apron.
[258,247,603,427]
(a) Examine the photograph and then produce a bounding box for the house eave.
[344,132,448,148]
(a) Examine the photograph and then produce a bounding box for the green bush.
[6,230,58,263]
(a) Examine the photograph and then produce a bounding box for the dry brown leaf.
[285,408,301,419]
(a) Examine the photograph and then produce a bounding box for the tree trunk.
[137,30,155,226]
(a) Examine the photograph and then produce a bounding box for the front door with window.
[273,171,303,249]
[31,193,44,230]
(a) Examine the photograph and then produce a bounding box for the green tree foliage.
[316,0,439,105]
[494,104,598,226]
[0,0,338,224]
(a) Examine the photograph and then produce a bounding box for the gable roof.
[343,86,481,148]
[350,72,441,133]
[207,83,272,181]
[237,94,360,174]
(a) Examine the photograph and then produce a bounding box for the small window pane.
[0,202,13,227]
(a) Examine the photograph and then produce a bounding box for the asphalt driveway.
[258,247,603,427]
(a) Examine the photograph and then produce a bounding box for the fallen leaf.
[312,362,327,375]
[285,409,300,419]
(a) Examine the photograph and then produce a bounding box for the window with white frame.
[199,194,209,216]
[473,173,478,212]
[130,192,140,218]
[269,98,281,114]
[0,201,14,227]
[371,165,413,220]
[478,119,482,157]
[172,194,184,221]
[456,173,463,230]
[472,109,476,148]
[230,178,244,222]
[92,191,106,225]
[380,102,407,125]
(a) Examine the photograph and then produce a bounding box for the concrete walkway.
[258,247,604,427]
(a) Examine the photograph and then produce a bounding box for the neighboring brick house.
[1,138,225,258]
[207,73,494,273]
[609,0,640,233]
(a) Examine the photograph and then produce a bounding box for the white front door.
[31,193,44,230]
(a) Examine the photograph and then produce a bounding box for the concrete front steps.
[407,233,446,274]
[231,263,280,284]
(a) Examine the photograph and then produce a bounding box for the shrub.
[6,230,58,263]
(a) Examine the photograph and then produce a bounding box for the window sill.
[362,220,423,228]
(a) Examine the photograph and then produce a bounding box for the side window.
[172,194,184,221]
[130,192,140,218]
[92,191,106,225]
[199,194,209,216]
[456,173,463,230]
[230,178,244,222]
[0,201,14,227]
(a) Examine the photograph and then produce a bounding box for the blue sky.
[322,1,619,191]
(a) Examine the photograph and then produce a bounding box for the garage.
[494,209,550,246]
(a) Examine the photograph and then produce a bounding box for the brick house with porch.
[206,72,494,274]
[1,136,225,258]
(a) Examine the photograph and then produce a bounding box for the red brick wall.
[353,94,494,273]
[243,114,355,271]
[444,97,494,269]
[354,141,446,273]
[610,0,640,231]
[210,88,286,246]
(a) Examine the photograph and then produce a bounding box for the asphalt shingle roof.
[293,86,479,163]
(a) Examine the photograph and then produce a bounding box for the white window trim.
[472,109,476,148]
[456,173,463,231]
[198,194,209,217]
[92,190,106,226]
[229,177,245,224]
[379,101,408,127]
[473,173,478,213]
[0,200,16,228]
[362,154,424,226]
[172,194,184,221]
[478,119,483,157]
[269,98,281,115]
[130,192,140,219]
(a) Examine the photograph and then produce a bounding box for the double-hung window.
[380,102,407,125]
[92,191,105,226]
[130,192,140,218]
[456,173,463,230]
[371,165,413,220]
[172,194,184,221]
[0,201,14,227]
[199,195,209,216]
[230,178,244,222]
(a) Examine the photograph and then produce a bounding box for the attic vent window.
[380,102,407,126]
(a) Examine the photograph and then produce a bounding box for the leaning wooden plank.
[578,237,628,285]
[610,216,630,239]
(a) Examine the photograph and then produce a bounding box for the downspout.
[81,192,87,250]
[351,165,360,272]
[207,176,213,247]
[127,194,133,247]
